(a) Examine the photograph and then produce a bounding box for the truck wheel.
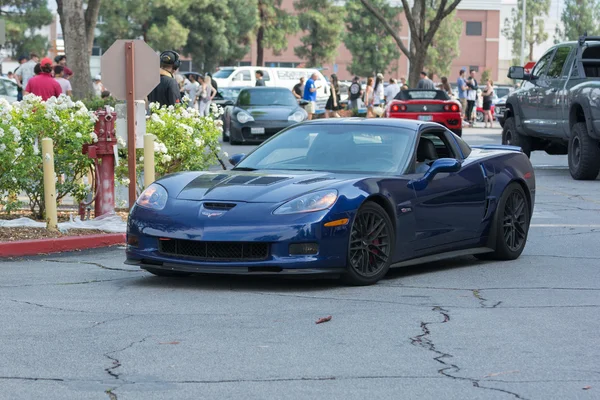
[502,117,531,157]
[568,122,600,180]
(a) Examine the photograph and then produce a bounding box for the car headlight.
[274,190,338,215]
[288,110,306,123]
[136,183,168,210]
[237,111,254,124]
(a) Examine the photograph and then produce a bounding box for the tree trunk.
[408,53,425,88]
[257,26,265,66]
[60,0,93,99]
[84,0,102,55]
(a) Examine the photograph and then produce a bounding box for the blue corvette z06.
[126,119,535,285]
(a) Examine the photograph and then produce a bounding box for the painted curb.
[0,233,126,258]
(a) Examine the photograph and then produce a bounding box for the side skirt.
[390,247,494,269]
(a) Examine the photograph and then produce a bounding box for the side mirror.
[298,99,309,106]
[507,66,529,80]
[408,158,461,190]
[223,100,234,106]
[228,153,246,166]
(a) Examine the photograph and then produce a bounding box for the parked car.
[0,77,18,103]
[126,118,535,285]
[494,95,507,127]
[211,66,329,109]
[223,87,308,145]
[386,89,462,136]
[475,104,496,123]
[504,35,600,180]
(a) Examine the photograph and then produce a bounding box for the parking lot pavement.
[2,129,599,399]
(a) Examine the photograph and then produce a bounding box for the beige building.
[240,0,502,82]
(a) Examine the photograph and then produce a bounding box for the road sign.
[0,19,6,46]
[101,39,159,101]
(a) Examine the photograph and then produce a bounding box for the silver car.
[0,77,19,103]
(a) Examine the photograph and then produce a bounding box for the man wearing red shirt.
[24,57,62,101]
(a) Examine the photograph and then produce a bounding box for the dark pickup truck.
[502,35,600,180]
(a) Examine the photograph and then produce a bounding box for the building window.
[91,47,103,56]
[237,61,251,67]
[469,66,479,72]
[266,61,301,68]
[466,21,482,36]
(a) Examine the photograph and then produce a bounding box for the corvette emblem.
[201,211,225,218]
[423,106,428,111]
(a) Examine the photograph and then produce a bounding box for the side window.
[262,71,271,81]
[547,46,572,79]
[234,71,251,81]
[0,82,7,95]
[531,51,554,78]
[419,131,457,159]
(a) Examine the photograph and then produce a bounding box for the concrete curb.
[0,233,126,258]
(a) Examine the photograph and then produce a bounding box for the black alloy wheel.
[568,122,600,180]
[503,189,528,252]
[343,202,395,286]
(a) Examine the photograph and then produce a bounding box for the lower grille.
[159,239,269,261]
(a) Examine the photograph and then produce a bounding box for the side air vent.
[295,177,333,185]
[211,174,229,182]
[248,176,288,185]
[203,202,236,210]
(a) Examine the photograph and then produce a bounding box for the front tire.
[502,116,532,157]
[143,268,192,277]
[342,202,395,286]
[568,122,600,180]
[475,182,530,261]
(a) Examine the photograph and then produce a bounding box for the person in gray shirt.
[416,71,436,90]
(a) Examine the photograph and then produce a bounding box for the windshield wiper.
[233,167,257,171]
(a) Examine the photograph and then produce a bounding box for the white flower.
[122,178,130,185]
[75,132,82,138]
[150,113,166,126]
[117,136,126,147]
[163,154,172,162]
[194,138,204,147]
[44,153,52,162]
[0,128,4,138]
[15,147,23,158]
[90,132,99,143]
[139,156,144,162]
[0,143,6,152]
[223,151,229,158]
[33,144,39,155]
[149,102,159,110]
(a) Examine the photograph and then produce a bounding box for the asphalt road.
[2,127,599,400]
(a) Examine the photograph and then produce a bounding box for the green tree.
[256,0,298,66]
[181,0,257,71]
[554,0,600,43]
[424,9,461,77]
[360,0,462,87]
[97,0,191,52]
[344,0,400,77]
[0,0,52,57]
[502,0,550,64]
[294,0,345,67]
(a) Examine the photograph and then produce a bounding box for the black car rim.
[571,135,581,168]
[349,211,391,277]
[503,190,527,252]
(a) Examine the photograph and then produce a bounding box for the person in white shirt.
[384,78,400,103]
[93,75,104,97]
[54,65,72,96]
[184,74,201,108]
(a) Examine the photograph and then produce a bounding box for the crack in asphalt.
[0,376,64,382]
[410,306,528,399]
[0,277,136,289]
[521,254,600,260]
[472,290,502,308]
[102,335,152,399]
[533,229,600,238]
[9,299,94,314]
[44,259,140,273]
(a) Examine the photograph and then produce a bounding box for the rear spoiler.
[471,144,523,152]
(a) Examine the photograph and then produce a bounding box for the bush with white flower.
[115,102,225,193]
[0,94,97,218]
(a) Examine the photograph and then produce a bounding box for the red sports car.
[385,90,463,136]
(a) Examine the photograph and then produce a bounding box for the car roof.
[240,86,291,91]
[302,117,429,130]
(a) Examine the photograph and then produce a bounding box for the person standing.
[184,74,200,109]
[198,75,217,116]
[24,57,62,101]
[372,73,385,117]
[325,74,341,118]
[438,77,453,97]
[417,71,435,89]
[302,72,319,120]
[148,50,182,108]
[482,79,495,128]
[399,76,407,87]
[53,65,72,96]
[456,69,468,120]
[348,76,362,111]
[15,53,39,99]
[255,70,265,86]
[364,77,375,118]
[465,77,476,127]
[93,75,104,97]
[54,55,73,79]
[384,78,400,102]
[292,77,305,100]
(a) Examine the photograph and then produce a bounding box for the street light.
[520,0,526,65]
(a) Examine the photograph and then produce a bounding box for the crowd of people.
[2,52,111,101]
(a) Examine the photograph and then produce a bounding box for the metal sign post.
[125,42,137,210]
[0,19,6,46]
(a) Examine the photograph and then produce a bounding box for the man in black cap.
[147,50,181,108]
[348,76,362,111]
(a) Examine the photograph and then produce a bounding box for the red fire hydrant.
[81,108,118,219]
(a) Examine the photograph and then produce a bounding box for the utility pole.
[520,0,527,65]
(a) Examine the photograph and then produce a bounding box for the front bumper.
[230,119,298,143]
[126,200,351,275]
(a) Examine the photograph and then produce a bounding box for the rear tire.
[342,202,395,286]
[502,116,531,157]
[475,182,530,261]
[568,122,600,180]
[144,268,192,277]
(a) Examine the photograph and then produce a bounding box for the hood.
[237,105,297,121]
[175,171,347,203]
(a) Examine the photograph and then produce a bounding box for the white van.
[212,66,330,109]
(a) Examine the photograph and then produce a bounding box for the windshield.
[213,68,235,79]
[235,124,414,174]
[219,88,242,101]
[395,90,449,100]
[237,88,297,107]
[2,80,18,97]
